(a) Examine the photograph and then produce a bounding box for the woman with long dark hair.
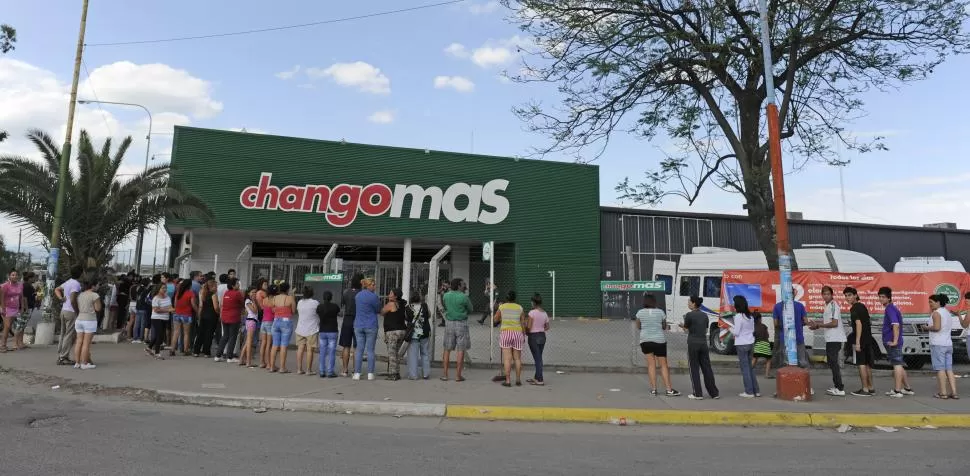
[146,284,173,360]
[258,281,275,368]
[381,288,408,381]
[193,279,220,357]
[406,292,432,380]
[170,278,198,357]
[269,282,296,373]
[526,293,550,386]
[728,295,760,398]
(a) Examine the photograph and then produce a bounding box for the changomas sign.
[239,173,510,227]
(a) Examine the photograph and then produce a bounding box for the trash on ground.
[393,414,403,418]
[875,426,898,433]
[836,424,852,433]
[50,385,60,390]
[345,410,353,415]
[253,407,267,414]
[609,388,621,392]
[923,425,938,429]
[478,409,490,414]
[610,417,635,426]
[383,397,392,401]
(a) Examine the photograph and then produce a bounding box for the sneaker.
[900,388,915,396]
[739,393,755,398]
[851,389,872,397]
[649,389,658,396]
[352,373,361,381]
[666,389,681,397]
[227,358,240,364]
[57,358,76,366]
[367,373,376,381]
[712,395,720,400]
[754,393,762,398]
[866,389,876,396]
[73,363,81,369]
[214,357,224,362]
[826,388,846,397]
[688,394,704,400]
[131,340,143,344]
[80,363,96,370]
[886,390,904,398]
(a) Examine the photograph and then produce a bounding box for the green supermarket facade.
[167,126,603,316]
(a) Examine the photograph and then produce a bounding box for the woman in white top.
[925,294,957,399]
[634,294,680,396]
[295,286,321,375]
[72,280,102,369]
[728,295,759,398]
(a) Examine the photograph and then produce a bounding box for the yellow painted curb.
[445,405,970,428]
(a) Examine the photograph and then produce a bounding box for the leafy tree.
[503,0,970,266]
[0,129,212,269]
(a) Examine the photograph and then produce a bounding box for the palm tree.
[0,128,211,269]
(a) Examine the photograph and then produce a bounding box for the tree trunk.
[742,164,780,270]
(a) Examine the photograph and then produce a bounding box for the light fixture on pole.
[757,0,811,400]
[77,99,153,273]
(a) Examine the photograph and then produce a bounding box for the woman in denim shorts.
[926,294,957,399]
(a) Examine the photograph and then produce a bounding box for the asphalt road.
[0,376,965,476]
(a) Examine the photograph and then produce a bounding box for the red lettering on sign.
[327,184,361,227]
[255,173,280,210]
[359,183,392,216]
[240,185,259,208]
[279,185,306,212]
[302,185,331,213]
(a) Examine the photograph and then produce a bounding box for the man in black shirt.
[844,287,875,397]
[317,290,341,378]
[680,296,719,399]
[339,274,362,377]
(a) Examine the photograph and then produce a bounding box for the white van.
[653,245,885,355]
[894,257,968,361]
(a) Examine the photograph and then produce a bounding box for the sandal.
[526,378,536,384]
[456,376,466,382]
[439,376,450,382]
[502,382,512,387]
[0,347,8,353]
[934,393,949,399]
[531,381,545,386]
[515,381,522,387]
[950,394,960,400]
[297,371,305,375]
[279,370,291,374]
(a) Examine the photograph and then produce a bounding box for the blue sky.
[2,0,969,264]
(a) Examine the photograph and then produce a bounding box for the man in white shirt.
[809,285,847,396]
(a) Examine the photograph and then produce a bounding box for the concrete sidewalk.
[2,344,969,427]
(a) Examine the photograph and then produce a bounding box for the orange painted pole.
[766,102,790,253]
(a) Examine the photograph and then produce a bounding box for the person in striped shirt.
[493,291,525,387]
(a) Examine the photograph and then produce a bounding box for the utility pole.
[758,0,810,400]
[40,0,88,331]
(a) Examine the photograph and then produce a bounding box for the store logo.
[934,283,960,306]
[239,173,510,227]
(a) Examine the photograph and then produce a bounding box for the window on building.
[655,274,673,295]
[703,276,722,298]
[679,276,700,297]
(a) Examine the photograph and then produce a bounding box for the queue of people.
[632,286,966,401]
[33,265,967,403]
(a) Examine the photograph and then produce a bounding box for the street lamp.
[77,99,152,274]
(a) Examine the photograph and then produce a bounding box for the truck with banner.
[717,270,970,369]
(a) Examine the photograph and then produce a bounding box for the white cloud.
[80,61,223,118]
[444,43,469,58]
[433,75,475,93]
[445,36,532,68]
[275,65,301,80]
[467,1,500,14]
[307,62,391,95]
[367,110,395,124]
[0,58,220,253]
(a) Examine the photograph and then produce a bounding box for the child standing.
[240,287,259,368]
[752,312,773,378]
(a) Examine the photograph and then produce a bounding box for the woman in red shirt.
[170,279,198,356]
[216,278,245,362]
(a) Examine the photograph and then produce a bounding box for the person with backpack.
[406,292,432,380]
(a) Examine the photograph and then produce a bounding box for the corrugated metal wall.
[601,207,970,280]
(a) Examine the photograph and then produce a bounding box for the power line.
[85,0,466,47]
[80,59,114,137]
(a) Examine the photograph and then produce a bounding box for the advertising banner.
[719,270,970,320]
